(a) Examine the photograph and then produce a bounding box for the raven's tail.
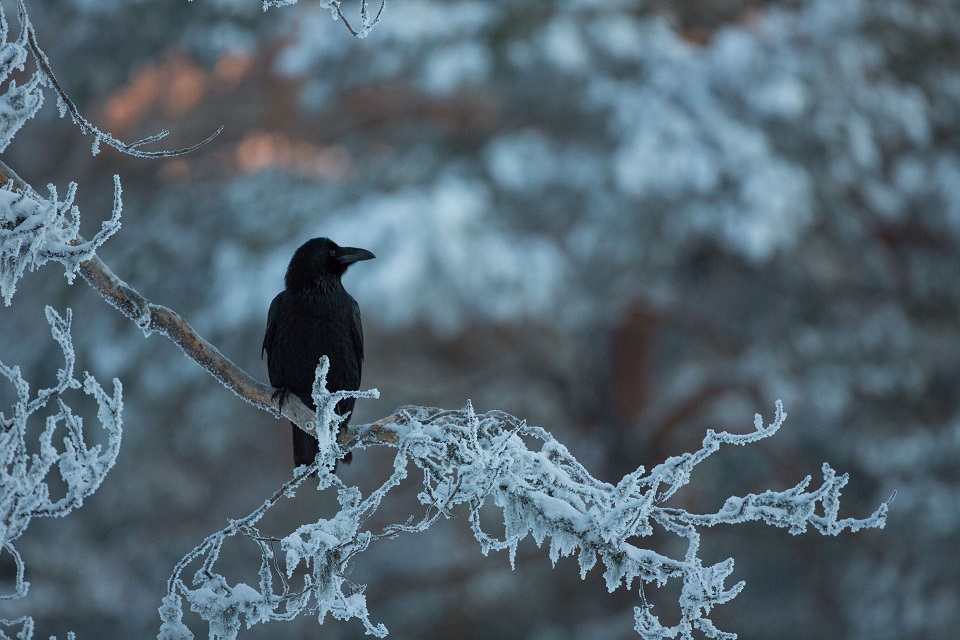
[291,422,353,473]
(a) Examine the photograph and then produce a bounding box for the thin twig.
[17,0,222,158]
[335,6,359,36]
[335,0,386,37]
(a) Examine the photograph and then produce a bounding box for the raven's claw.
[272,387,291,412]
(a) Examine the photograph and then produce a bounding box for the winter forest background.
[1,0,958,638]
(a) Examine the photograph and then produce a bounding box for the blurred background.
[0,0,957,638]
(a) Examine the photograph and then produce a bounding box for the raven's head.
[285,237,375,290]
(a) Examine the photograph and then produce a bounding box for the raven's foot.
[271,387,291,412]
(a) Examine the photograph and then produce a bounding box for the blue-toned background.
[1,0,956,637]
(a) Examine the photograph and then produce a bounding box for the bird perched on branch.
[262,237,375,471]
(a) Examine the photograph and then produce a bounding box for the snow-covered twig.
[0,307,123,604]
[162,399,892,640]
[0,168,122,306]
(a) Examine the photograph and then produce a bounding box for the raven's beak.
[337,247,376,265]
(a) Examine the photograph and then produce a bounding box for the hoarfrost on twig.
[0,173,122,305]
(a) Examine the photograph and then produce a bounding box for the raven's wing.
[262,293,281,360]
[351,297,364,368]
[331,296,364,468]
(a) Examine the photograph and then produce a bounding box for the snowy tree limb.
[0,4,42,153]
[0,156,894,638]
[0,163,122,306]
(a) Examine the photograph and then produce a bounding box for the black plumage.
[262,237,375,470]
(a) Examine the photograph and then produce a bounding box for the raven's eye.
[329,249,337,257]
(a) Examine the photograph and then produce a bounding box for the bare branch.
[75,249,321,430]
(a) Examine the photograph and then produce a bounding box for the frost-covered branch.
[0,165,122,306]
[162,399,892,640]
[0,159,319,435]
[10,0,222,157]
[0,306,123,604]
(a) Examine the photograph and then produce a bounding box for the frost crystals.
[0,176,122,305]
[0,307,123,611]
[0,3,43,153]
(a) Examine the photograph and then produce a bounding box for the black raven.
[262,237,375,470]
